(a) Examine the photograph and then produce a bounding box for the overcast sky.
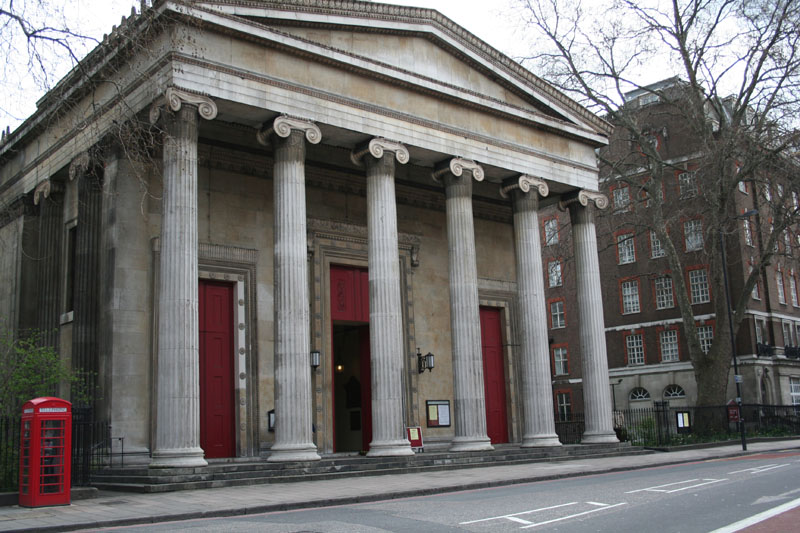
[1,0,528,131]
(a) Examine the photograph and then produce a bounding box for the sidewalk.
[2,439,798,532]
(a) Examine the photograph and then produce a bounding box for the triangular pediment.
[190,0,609,141]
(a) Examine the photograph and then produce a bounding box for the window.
[660,329,680,362]
[750,264,760,300]
[664,384,686,399]
[794,191,799,210]
[755,319,766,344]
[743,219,753,246]
[626,333,645,365]
[684,219,704,251]
[698,325,714,353]
[650,231,665,258]
[617,233,636,264]
[689,268,710,304]
[763,182,772,202]
[655,276,674,310]
[550,300,565,329]
[629,387,651,401]
[544,218,559,246]
[777,271,786,304]
[548,260,562,288]
[791,378,800,406]
[784,230,792,252]
[777,184,784,198]
[739,180,748,193]
[678,172,698,198]
[612,184,630,212]
[791,275,799,307]
[553,346,568,375]
[621,280,640,314]
[556,391,572,421]
[782,322,793,347]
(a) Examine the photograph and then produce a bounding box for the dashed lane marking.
[728,463,789,475]
[626,478,727,494]
[518,503,627,529]
[459,502,578,525]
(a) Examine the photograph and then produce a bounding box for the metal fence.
[0,410,110,492]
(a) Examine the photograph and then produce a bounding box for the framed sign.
[426,400,451,428]
[406,426,423,450]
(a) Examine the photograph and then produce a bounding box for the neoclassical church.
[0,0,617,465]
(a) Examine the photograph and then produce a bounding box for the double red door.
[199,281,235,458]
[480,307,508,444]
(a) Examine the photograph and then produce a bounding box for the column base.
[581,431,619,444]
[267,443,321,462]
[150,447,207,468]
[366,439,414,457]
[449,436,494,452]
[521,434,562,447]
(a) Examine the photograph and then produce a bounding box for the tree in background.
[517,0,800,409]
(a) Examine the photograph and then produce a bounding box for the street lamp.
[720,208,758,451]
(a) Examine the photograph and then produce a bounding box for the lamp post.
[720,209,757,452]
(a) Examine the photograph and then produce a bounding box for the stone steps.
[91,443,651,493]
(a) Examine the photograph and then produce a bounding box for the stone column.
[259,116,321,462]
[564,190,618,444]
[501,176,561,447]
[33,179,64,352]
[433,158,493,452]
[352,139,414,457]
[150,88,217,467]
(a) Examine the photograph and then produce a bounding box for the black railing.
[785,346,800,359]
[757,343,775,357]
[0,411,110,492]
[554,413,584,444]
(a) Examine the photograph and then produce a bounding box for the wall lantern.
[310,350,321,370]
[417,347,435,374]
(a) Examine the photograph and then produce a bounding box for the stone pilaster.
[261,116,321,462]
[352,139,414,457]
[150,88,217,467]
[564,191,618,444]
[501,176,561,447]
[433,158,493,452]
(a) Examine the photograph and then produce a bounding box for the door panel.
[480,307,508,444]
[199,281,235,458]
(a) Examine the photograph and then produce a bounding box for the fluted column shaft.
[269,128,320,462]
[441,171,493,452]
[37,190,63,352]
[364,151,413,457]
[569,203,618,443]
[511,189,561,447]
[151,105,207,467]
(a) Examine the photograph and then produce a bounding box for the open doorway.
[332,324,372,452]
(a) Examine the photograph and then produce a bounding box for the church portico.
[0,1,616,466]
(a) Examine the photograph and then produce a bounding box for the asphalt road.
[96,450,800,532]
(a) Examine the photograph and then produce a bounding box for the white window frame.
[629,387,651,401]
[550,300,565,329]
[698,325,714,354]
[660,329,680,362]
[544,218,559,246]
[755,318,766,344]
[650,230,665,258]
[743,219,753,246]
[621,280,641,314]
[684,219,704,251]
[617,233,636,264]
[777,271,786,304]
[782,321,793,347]
[791,275,799,307]
[790,378,800,406]
[613,185,630,213]
[655,276,674,310]
[739,180,748,193]
[626,333,645,365]
[553,347,568,376]
[689,268,710,304]
[678,172,698,198]
[664,384,686,398]
[556,392,572,421]
[548,260,562,288]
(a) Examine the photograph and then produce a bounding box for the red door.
[199,281,235,458]
[480,307,508,444]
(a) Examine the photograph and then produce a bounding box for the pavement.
[1,439,799,532]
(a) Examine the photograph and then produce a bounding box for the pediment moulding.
[256,115,322,147]
[431,157,484,184]
[149,86,218,124]
[558,189,609,211]
[350,138,409,167]
[499,175,549,199]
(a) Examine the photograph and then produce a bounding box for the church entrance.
[480,306,508,444]
[330,265,372,453]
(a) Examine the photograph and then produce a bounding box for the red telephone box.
[19,397,72,507]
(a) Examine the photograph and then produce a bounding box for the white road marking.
[626,478,726,494]
[710,496,800,533]
[519,503,627,529]
[459,502,578,524]
[662,479,727,493]
[728,463,789,475]
[626,479,699,493]
[586,502,610,507]
[507,517,534,525]
[754,487,800,505]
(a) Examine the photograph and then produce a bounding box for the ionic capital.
[432,157,484,184]
[33,179,64,205]
[500,175,549,199]
[558,189,609,211]
[68,151,91,181]
[149,87,217,124]
[257,115,322,146]
[350,138,409,166]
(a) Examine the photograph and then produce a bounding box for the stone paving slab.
[1,439,798,532]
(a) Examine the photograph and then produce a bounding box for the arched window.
[663,384,686,398]
[629,387,651,401]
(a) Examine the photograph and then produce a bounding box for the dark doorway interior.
[332,324,372,453]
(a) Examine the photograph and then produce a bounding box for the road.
[95,450,800,532]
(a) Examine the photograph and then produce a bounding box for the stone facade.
[0,0,616,461]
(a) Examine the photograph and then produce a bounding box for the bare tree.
[516,0,800,409]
